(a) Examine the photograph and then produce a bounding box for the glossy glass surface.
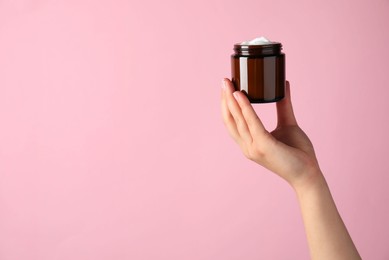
[231,50,285,103]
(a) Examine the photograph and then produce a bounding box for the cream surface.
[240,36,273,45]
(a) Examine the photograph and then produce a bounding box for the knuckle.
[242,147,252,160]
[222,114,234,126]
[249,146,266,162]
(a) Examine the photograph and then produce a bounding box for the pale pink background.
[0,0,388,259]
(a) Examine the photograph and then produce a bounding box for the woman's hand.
[221,78,322,189]
[222,78,362,259]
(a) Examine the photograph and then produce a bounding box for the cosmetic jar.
[231,39,285,103]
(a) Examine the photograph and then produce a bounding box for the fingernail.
[222,79,226,90]
[233,91,239,101]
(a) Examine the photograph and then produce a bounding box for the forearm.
[294,171,361,260]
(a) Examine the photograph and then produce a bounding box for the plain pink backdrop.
[1,0,389,259]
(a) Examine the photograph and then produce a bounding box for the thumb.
[276,81,297,127]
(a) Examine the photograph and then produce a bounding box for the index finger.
[227,81,269,141]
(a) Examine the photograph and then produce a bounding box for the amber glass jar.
[231,42,285,103]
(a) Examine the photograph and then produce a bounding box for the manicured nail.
[233,91,239,101]
[222,79,226,90]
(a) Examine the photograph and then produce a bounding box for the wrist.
[291,167,326,196]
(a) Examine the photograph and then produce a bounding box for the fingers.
[221,79,252,144]
[276,81,298,127]
[221,80,240,142]
[232,89,269,141]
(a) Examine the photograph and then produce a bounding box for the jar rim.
[233,42,282,56]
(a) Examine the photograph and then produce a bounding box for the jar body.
[231,52,285,103]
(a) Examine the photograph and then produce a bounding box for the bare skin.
[221,79,361,260]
